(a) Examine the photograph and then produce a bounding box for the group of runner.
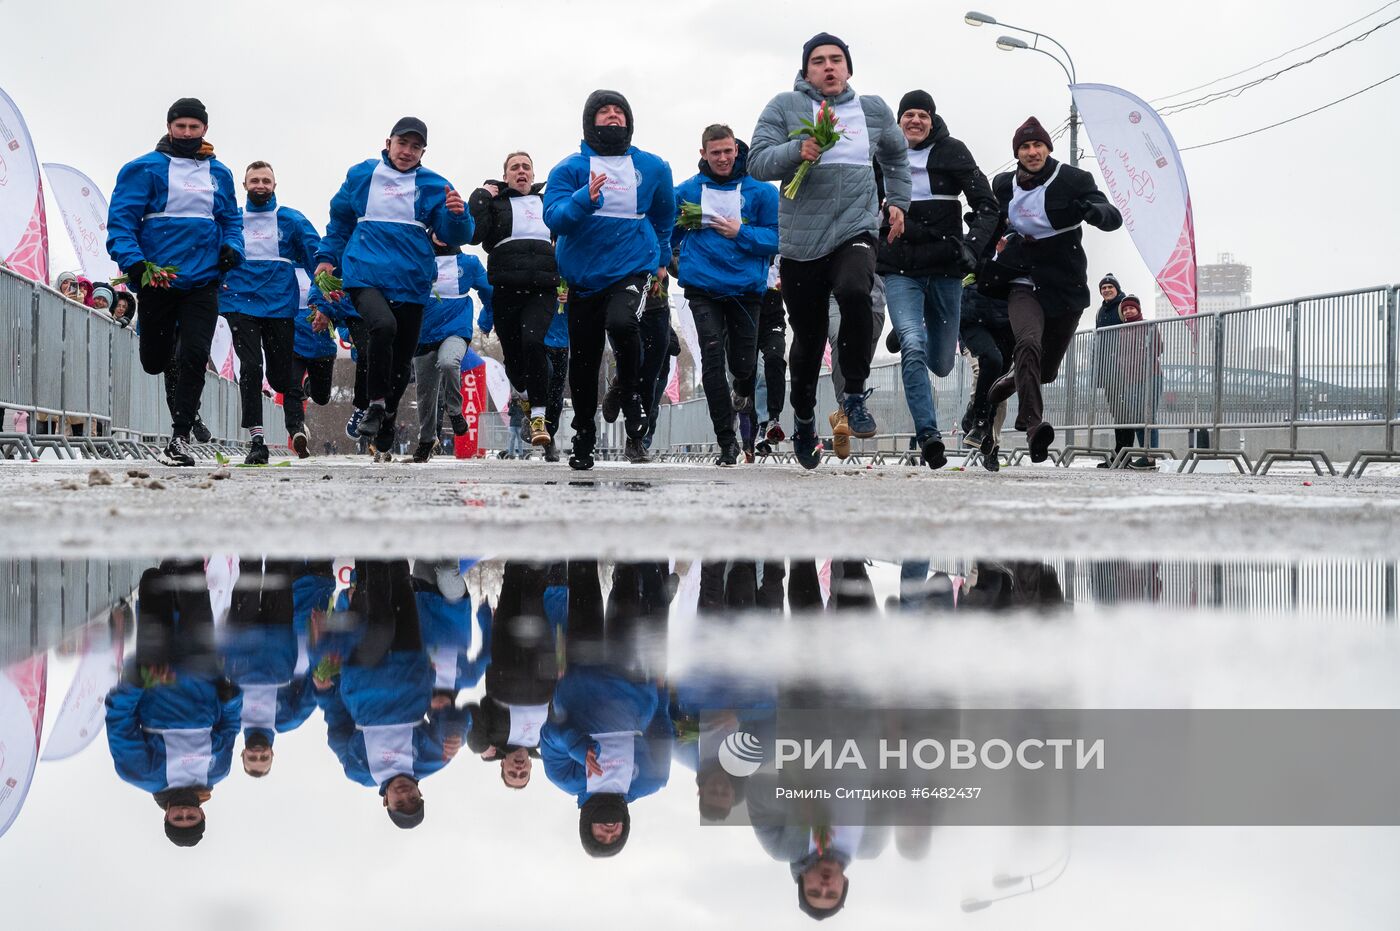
[106,32,1120,471]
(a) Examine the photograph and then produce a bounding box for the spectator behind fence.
[1113,294,1161,471]
[55,270,80,300]
[111,291,137,328]
[1092,273,1134,468]
[90,283,116,313]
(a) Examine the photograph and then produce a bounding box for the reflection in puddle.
[1,555,1398,924]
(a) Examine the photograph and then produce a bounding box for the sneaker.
[792,418,821,470]
[345,408,365,439]
[964,411,991,453]
[291,429,310,459]
[1129,456,1156,471]
[245,438,270,466]
[960,403,976,437]
[190,417,212,444]
[570,431,595,471]
[755,439,773,458]
[716,441,740,467]
[988,372,1016,409]
[842,389,878,439]
[620,392,649,440]
[358,403,386,438]
[828,408,851,460]
[449,413,469,436]
[624,437,650,464]
[1028,422,1056,463]
[763,420,786,444]
[371,416,396,461]
[162,435,196,467]
[411,440,435,463]
[1096,459,1113,470]
[601,379,621,424]
[982,445,1001,472]
[529,416,551,446]
[919,433,947,470]
[544,439,560,463]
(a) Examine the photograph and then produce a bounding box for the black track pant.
[779,235,876,419]
[138,281,220,437]
[494,287,556,405]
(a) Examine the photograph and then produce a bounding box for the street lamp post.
[965,10,1080,167]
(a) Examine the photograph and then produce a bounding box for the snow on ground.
[0,455,1396,560]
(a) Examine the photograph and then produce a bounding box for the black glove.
[1080,201,1112,228]
[217,245,243,273]
[214,677,240,702]
[956,242,979,274]
[125,263,147,288]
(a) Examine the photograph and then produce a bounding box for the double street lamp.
[964,10,1080,166]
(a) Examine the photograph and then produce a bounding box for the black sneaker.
[190,417,212,444]
[1028,422,1056,463]
[245,438,270,466]
[162,435,196,467]
[601,379,621,424]
[411,441,435,463]
[291,429,310,459]
[792,418,821,471]
[620,392,649,440]
[755,439,773,458]
[716,441,740,467]
[358,403,386,438]
[1129,456,1156,471]
[842,389,877,438]
[960,403,976,437]
[449,413,469,436]
[371,417,396,462]
[982,445,1001,472]
[345,408,365,439]
[624,437,650,464]
[544,440,560,463]
[919,433,947,470]
[570,432,595,470]
[1096,460,1113,469]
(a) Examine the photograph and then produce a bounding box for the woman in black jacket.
[468,152,559,448]
[980,117,1122,461]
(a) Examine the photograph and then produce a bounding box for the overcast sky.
[4,0,1397,310]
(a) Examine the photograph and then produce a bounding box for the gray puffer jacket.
[749,76,911,262]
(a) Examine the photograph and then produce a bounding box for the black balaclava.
[579,793,631,857]
[247,190,274,207]
[165,97,208,158]
[583,90,634,157]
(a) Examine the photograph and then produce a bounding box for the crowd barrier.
[0,558,146,665]
[649,285,1400,477]
[1,266,285,461]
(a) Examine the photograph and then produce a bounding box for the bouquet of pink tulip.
[314,269,345,302]
[113,261,179,289]
[784,100,844,199]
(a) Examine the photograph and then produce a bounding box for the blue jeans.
[883,274,963,439]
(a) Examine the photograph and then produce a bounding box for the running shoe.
[919,432,947,470]
[601,379,621,424]
[764,419,786,444]
[982,445,1001,472]
[792,418,821,471]
[620,392,649,440]
[624,437,650,464]
[245,437,270,466]
[842,389,877,438]
[161,435,196,467]
[449,413,469,436]
[345,408,365,439]
[190,417,212,444]
[411,440,435,463]
[358,403,386,438]
[1028,422,1056,463]
[716,441,740,467]
[291,429,310,460]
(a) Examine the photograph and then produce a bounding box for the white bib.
[430,643,459,690]
[504,702,549,749]
[240,683,282,732]
[817,98,870,168]
[590,155,642,219]
[295,270,311,312]
[502,194,550,243]
[700,184,742,226]
[434,257,462,299]
[161,727,214,788]
[148,158,215,220]
[242,209,288,262]
[906,146,962,204]
[1008,163,1076,240]
[586,731,638,795]
[808,824,865,859]
[360,723,416,787]
[363,161,423,226]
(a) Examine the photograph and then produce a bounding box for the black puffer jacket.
[467,181,558,291]
[983,159,1122,317]
[876,116,998,277]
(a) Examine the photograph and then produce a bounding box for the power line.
[1179,69,1400,151]
[1150,0,1400,103]
[1159,12,1400,115]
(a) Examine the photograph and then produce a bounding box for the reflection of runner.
[105,561,242,847]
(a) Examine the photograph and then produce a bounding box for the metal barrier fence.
[646,284,1400,476]
[0,558,147,665]
[1,266,284,461]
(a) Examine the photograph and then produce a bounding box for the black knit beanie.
[802,33,852,76]
[898,89,935,118]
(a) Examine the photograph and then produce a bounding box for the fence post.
[1285,300,1301,450]
[1387,286,1398,453]
[1064,341,1077,449]
[1212,312,1225,449]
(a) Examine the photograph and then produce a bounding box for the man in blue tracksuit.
[106,97,244,466]
[544,91,675,470]
[311,560,467,829]
[221,161,323,463]
[673,125,780,465]
[315,117,473,458]
[105,562,242,847]
[409,243,492,462]
[412,559,492,697]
